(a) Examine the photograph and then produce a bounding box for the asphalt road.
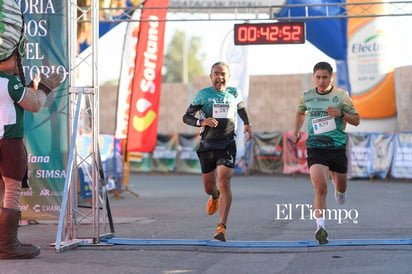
[1,173,411,274]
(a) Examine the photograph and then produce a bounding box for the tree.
[163,30,206,83]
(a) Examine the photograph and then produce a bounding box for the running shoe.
[332,178,346,205]
[315,226,329,245]
[206,189,220,215]
[214,223,226,242]
[335,190,346,205]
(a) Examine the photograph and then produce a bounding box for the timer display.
[234,22,305,45]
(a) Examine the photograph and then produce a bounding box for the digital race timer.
[234,22,305,45]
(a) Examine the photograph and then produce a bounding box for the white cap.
[0,0,24,61]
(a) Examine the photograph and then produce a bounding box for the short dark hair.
[211,61,230,73]
[313,62,333,74]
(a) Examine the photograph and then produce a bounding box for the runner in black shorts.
[293,62,360,244]
[183,62,252,242]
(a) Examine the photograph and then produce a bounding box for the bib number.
[312,116,336,134]
[213,103,234,119]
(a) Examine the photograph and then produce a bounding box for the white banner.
[220,30,250,172]
[115,10,142,139]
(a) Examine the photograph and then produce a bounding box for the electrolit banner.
[347,0,396,118]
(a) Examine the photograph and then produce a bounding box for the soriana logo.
[132,97,157,132]
[127,1,168,153]
[131,17,161,134]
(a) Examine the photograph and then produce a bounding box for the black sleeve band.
[38,83,51,95]
[238,107,250,125]
[183,104,202,127]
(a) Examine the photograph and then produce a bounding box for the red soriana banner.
[127,0,169,152]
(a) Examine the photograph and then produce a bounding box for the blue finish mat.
[102,238,412,248]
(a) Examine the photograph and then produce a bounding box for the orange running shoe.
[206,189,220,215]
[214,223,226,242]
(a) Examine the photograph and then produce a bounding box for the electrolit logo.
[347,20,393,96]
[351,30,384,54]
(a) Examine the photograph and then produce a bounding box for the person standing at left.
[183,61,252,241]
[0,0,62,259]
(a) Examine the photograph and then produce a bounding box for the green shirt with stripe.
[297,86,358,149]
[0,71,26,139]
[191,86,243,142]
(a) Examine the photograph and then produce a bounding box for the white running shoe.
[331,178,346,205]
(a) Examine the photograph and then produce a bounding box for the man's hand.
[200,117,218,127]
[244,124,253,142]
[327,106,343,117]
[29,73,40,91]
[292,132,301,144]
[38,73,62,95]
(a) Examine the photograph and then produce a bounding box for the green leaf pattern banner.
[20,1,68,220]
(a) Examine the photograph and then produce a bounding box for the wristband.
[38,82,52,95]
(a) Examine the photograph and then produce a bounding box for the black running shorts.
[306,147,348,173]
[197,140,236,174]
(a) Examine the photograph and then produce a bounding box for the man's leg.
[211,165,233,242]
[216,165,233,226]
[1,177,21,209]
[330,171,347,193]
[202,171,219,198]
[203,171,220,216]
[309,164,329,244]
[0,177,40,259]
[310,164,329,216]
[330,171,347,205]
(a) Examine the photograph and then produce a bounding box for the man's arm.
[238,107,252,142]
[342,112,360,126]
[341,91,360,126]
[18,73,62,113]
[18,88,47,113]
[293,110,306,143]
[183,104,202,127]
[326,106,360,127]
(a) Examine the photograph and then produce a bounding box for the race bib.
[213,103,235,119]
[312,116,336,134]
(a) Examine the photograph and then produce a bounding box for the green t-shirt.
[191,86,243,141]
[297,86,358,149]
[0,71,26,139]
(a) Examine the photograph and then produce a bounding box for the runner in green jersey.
[183,61,252,241]
[293,62,360,245]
